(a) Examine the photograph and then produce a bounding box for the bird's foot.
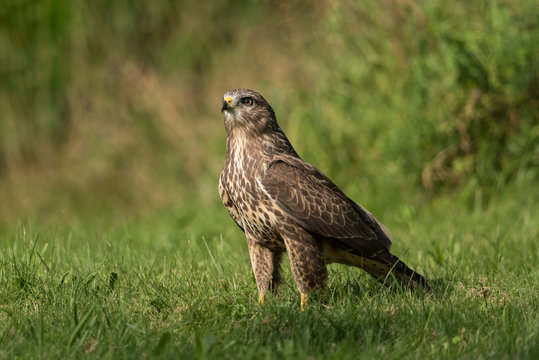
[258,293,265,305]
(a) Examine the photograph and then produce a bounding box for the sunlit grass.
[1,181,537,359]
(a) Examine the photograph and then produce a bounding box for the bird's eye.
[241,97,254,106]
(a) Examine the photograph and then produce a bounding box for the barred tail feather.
[354,250,432,292]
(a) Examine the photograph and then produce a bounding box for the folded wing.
[261,156,392,254]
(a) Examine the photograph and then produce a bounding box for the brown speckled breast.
[220,146,286,252]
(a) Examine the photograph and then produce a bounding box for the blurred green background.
[0,0,538,225]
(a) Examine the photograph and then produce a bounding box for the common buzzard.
[219,88,430,309]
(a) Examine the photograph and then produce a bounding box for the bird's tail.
[354,250,432,292]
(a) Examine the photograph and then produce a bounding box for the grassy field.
[1,179,537,359]
[1,0,538,359]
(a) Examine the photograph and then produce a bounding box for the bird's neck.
[225,127,299,161]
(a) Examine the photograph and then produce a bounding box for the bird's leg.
[300,293,308,311]
[269,252,283,292]
[280,228,327,310]
[247,236,280,305]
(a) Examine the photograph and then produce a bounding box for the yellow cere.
[225,96,233,104]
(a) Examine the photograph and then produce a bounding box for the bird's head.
[220,88,277,135]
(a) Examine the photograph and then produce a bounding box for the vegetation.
[1,186,537,359]
[0,0,537,358]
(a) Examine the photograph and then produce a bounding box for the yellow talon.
[300,293,308,311]
[258,293,265,304]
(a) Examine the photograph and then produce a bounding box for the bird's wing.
[355,203,393,247]
[261,156,391,253]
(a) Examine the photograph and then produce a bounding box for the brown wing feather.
[261,156,391,253]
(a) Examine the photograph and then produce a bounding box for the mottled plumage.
[219,88,430,309]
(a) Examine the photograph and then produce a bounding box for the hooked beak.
[221,100,229,112]
[221,96,233,112]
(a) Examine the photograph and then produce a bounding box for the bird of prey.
[219,88,431,310]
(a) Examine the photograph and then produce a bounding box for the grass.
[1,180,537,359]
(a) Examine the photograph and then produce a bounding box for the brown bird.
[219,88,431,310]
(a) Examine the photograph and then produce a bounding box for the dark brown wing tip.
[396,264,433,293]
[408,271,433,293]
